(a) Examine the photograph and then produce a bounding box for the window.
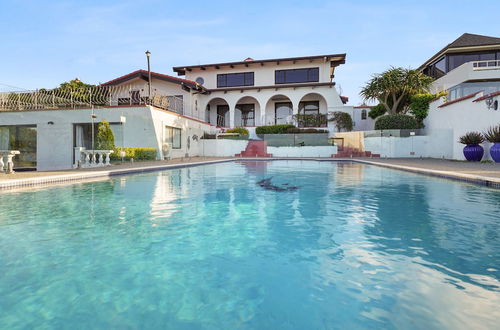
[361,110,367,120]
[448,52,496,71]
[165,126,181,149]
[236,104,255,126]
[298,101,319,115]
[0,125,37,169]
[217,72,254,87]
[275,68,319,84]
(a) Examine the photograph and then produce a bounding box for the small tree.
[360,67,434,114]
[96,120,115,150]
[329,112,353,131]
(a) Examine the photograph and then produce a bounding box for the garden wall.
[363,129,453,158]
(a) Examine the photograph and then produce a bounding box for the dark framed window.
[299,101,319,115]
[361,110,367,120]
[275,68,319,84]
[217,72,254,87]
[165,126,181,149]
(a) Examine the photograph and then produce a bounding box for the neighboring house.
[351,105,374,131]
[422,33,500,160]
[172,54,348,130]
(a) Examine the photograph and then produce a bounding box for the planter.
[463,144,484,161]
[490,142,500,162]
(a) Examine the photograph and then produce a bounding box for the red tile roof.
[100,70,203,91]
[473,90,500,102]
[438,91,482,108]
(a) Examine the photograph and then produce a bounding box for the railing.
[0,86,184,114]
[472,60,500,71]
[293,113,328,127]
[216,114,226,127]
[73,148,114,168]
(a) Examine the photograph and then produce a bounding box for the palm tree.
[360,67,433,114]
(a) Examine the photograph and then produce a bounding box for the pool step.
[332,147,380,158]
[235,141,273,157]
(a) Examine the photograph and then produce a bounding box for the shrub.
[368,104,387,119]
[110,147,157,161]
[226,127,249,135]
[329,111,353,131]
[285,127,328,134]
[484,124,500,143]
[409,91,447,125]
[96,120,115,150]
[459,132,485,145]
[374,114,420,130]
[256,124,295,134]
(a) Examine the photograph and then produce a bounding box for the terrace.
[0,85,184,114]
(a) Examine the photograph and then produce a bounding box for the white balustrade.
[0,150,20,174]
[73,148,114,168]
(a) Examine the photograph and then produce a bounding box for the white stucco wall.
[199,140,248,157]
[424,91,500,160]
[184,59,333,89]
[0,106,215,170]
[268,146,337,157]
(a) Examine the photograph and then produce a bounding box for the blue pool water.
[0,161,499,329]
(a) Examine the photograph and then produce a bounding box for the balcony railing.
[0,86,183,114]
[472,60,500,71]
[293,113,328,127]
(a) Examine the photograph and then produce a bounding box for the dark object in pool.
[256,178,298,192]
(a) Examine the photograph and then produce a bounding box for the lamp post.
[145,50,152,103]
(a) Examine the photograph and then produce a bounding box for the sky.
[1,0,499,105]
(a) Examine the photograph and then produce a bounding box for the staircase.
[332,147,380,158]
[235,141,273,157]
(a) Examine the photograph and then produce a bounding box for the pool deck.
[353,158,500,187]
[1,157,499,190]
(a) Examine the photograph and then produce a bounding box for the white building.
[422,33,500,160]
[0,53,355,171]
[172,54,348,130]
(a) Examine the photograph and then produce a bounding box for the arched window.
[361,109,367,120]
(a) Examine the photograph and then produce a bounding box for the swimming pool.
[0,160,499,329]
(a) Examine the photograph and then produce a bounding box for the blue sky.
[1,0,499,104]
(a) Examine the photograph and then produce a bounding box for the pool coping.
[351,159,500,188]
[1,157,499,191]
[0,159,235,191]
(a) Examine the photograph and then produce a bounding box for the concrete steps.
[332,147,380,158]
[235,141,273,157]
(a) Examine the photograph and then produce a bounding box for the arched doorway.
[234,96,261,127]
[205,97,230,127]
[264,95,293,126]
[297,93,328,127]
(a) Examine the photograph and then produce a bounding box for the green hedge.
[256,124,295,134]
[110,147,157,161]
[226,127,249,135]
[285,127,328,134]
[374,114,420,130]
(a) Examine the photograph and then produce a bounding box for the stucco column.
[229,106,235,128]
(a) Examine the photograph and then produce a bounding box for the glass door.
[275,102,292,125]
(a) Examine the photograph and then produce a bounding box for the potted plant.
[458,132,484,161]
[484,124,500,162]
